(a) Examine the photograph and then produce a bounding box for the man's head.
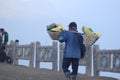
[68,22,77,31]
[0,28,4,32]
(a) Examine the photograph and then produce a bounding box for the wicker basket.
[83,35,99,46]
[48,31,61,40]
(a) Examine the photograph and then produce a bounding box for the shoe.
[64,71,71,80]
[70,75,76,80]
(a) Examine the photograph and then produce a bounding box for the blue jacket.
[58,31,84,60]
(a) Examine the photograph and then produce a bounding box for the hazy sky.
[0,0,120,49]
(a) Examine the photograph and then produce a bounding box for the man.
[0,28,9,62]
[58,22,85,80]
[0,28,8,49]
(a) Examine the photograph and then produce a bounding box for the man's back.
[58,31,83,59]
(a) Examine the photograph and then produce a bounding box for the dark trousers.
[62,58,79,75]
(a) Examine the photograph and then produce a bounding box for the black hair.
[0,28,4,32]
[68,22,77,28]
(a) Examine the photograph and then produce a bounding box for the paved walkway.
[0,63,117,80]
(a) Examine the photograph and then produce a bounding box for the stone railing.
[93,45,120,76]
[35,41,58,71]
[5,41,120,77]
[6,41,58,71]
[6,43,34,67]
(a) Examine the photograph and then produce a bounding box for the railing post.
[52,41,58,71]
[59,43,64,71]
[29,42,34,68]
[86,45,92,76]
[93,44,100,76]
[36,41,41,68]
[13,45,18,65]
